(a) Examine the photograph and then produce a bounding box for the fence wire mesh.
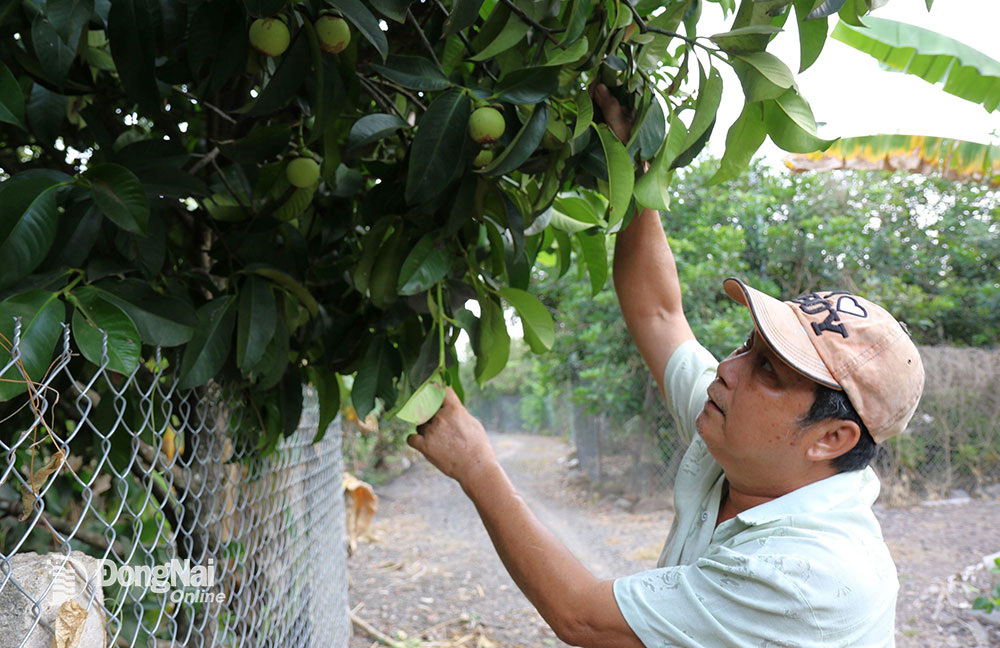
[0,318,349,648]
[473,345,1000,506]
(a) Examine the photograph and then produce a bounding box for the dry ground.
[347,432,1000,648]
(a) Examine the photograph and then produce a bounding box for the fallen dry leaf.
[19,449,66,521]
[52,598,87,648]
[343,472,378,554]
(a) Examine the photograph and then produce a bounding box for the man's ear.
[804,420,861,463]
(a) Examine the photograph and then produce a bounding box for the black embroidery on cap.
[790,291,866,339]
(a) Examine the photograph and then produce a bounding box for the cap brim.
[723,277,841,390]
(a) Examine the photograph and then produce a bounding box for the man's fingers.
[407,431,424,451]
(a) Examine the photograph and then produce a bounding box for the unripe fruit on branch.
[249,18,290,57]
[473,149,493,168]
[286,157,321,188]
[316,16,351,54]
[468,107,505,145]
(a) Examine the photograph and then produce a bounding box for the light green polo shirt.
[613,340,898,647]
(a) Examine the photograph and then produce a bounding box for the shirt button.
[701,511,709,522]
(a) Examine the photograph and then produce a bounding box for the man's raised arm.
[591,84,695,397]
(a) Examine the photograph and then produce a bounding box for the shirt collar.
[734,467,881,527]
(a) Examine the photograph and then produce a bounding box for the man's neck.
[716,466,838,527]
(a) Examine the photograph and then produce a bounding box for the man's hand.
[589,83,633,144]
[406,387,497,486]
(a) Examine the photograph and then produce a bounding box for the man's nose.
[716,353,740,388]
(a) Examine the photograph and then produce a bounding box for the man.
[406,86,925,647]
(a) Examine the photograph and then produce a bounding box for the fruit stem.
[436,282,446,369]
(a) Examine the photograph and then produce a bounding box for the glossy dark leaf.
[405,89,470,203]
[246,32,311,116]
[806,0,846,19]
[479,103,548,176]
[346,113,408,150]
[493,67,560,105]
[178,297,237,390]
[0,290,63,401]
[71,287,142,375]
[95,278,198,347]
[353,335,401,417]
[0,62,25,130]
[0,177,62,291]
[370,55,450,91]
[370,0,411,23]
[85,164,150,235]
[237,275,277,372]
[328,0,389,59]
[307,366,341,443]
[398,235,449,295]
[27,85,66,147]
[107,0,161,115]
[31,15,76,83]
[443,0,484,35]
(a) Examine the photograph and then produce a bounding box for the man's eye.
[761,357,775,373]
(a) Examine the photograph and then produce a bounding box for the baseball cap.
[723,277,925,443]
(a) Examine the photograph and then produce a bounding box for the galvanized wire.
[0,317,349,647]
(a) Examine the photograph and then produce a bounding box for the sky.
[698,0,1000,161]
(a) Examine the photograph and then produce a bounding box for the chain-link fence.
[481,345,1000,506]
[0,319,349,647]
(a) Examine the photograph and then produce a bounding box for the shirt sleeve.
[662,340,719,443]
[612,551,822,648]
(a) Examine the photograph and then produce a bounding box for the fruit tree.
[0,0,914,452]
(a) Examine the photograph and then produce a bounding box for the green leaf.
[709,102,768,184]
[250,266,319,317]
[46,0,94,46]
[444,0,484,35]
[794,0,828,72]
[27,84,67,147]
[471,13,530,61]
[479,103,548,176]
[0,291,63,401]
[84,163,150,235]
[395,369,446,425]
[307,367,341,443]
[406,89,471,203]
[763,89,835,153]
[499,287,554,353]
[178,297,237,390]
[370,55,451,91]
[0,62,26,129]
[346,113,408,151]
[807,0,846,19]
[328,0,389,60]
[573,89,593,140]
[636,96,666,161]
[245,32,311,116]
[369,0,411,23]
[95,278,198,347]
[237,276,276,372]
[473,297,509,386]
[552,229,572,277]
[682,66,723,152]
[107,0,161,115]
[31,15,77,84]
[353,335,400,417]
[634,113,685,211]
[71,287,142,375]
[559,0,592,45]
[492,67,560,105]
[595,125,634,232]
[398,235,449,295]
[543,37,589,67]
[575,230,607,296]
[0,185,60,291]
[272,185,317,222]
[833,17,1000,112]
[709,25,783,53]
[734,51,795,102]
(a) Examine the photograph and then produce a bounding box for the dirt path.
[347,432,1000,647]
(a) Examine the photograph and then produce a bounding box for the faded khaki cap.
[723,277,925,443]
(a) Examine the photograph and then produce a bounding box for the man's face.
[695,329,821,495]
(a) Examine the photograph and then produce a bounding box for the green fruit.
[316,16,351,54]
[468,107,505,145]
[473,149,493,167]
[249,18,290,57]
[286,157,320,188]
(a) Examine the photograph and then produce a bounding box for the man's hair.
[799,385,878,472]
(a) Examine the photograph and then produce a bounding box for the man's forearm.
[461,459,601,639]
[613,207,684,319]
